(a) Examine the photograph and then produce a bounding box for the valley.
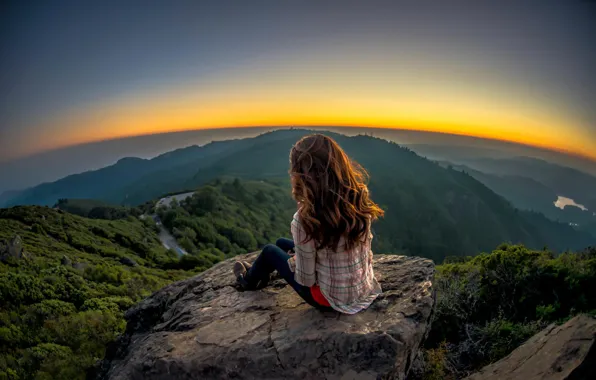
[2,130,594,261]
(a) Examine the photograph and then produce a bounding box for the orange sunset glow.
[2,2,595,163]
[29,52,596,162]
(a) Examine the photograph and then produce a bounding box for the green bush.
[157,179,295,265]
[0,206,196,380]
[80,297,134,313]
[418,244,596,379]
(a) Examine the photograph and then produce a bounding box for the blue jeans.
[246,238,333,311]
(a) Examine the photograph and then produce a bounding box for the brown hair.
[289,134,384,251]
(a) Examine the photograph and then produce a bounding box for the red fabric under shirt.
[310,285,331,307]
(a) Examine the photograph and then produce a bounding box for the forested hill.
[456,156,596,212]
[144,132,594,259]
[1,139,248,208]
[151,175,595,263]
[153,179,296,260]
[0,206,197,379]
[1,203,595,379]
[3,129,595,259]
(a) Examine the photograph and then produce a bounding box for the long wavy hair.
[289,134,384,251]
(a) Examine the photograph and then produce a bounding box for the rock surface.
[0,234,25,262]
[98,253,435,380]
[61,255,72,266]
[465,314,596,380]
[120,257,138,267]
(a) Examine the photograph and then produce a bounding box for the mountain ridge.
[435,160,596,237]
[2,130,594,258]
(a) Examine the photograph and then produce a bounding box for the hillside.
[153,179,296,263]
[418,244,596,379]
[53,198,142,220]
[105,129,311,205]
[436,161,596,236]
[1,194,595,379]
[0,206,196,380]
[3,130,594,260]
[454,156,596,211]
[409,146,596,230]
[156,173,593,264]
[161,132,594,259]
[1,130,311,208]
[1,140,247,208]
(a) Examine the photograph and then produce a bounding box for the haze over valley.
[2,126,595,195]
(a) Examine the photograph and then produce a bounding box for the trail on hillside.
[152,214,187,256]
[145,192,197,256]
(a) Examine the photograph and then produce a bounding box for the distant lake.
[554,196,588,211]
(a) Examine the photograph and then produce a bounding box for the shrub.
[422,244,596,378]
[0,205,194,379]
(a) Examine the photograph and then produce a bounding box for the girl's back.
[234,133,384,315]
[291,211,381,314]
[289,134,384,314]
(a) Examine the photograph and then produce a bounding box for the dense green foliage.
[0,206,195,380]
[1,195,595,379]
[156,179,295,263]
[126,131,594,261]
[151,175,594,263]
[2,131,595,379]
[54,199,141,220]
[414,244,596,379]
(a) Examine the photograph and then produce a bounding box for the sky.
[1,0,595,163]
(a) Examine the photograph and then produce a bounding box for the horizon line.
[3,124,596,165]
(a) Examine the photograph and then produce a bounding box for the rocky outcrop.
[0,234,26,262]
[120,257,138,267]
[72,261,88,271]
[98,253,435,380]
[61,255,72,266]
[465,314,596,380]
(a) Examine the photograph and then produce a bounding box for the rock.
[120,257,137,267]
[406,349,426,380]
[464,314,596,380]
[97,253,435,380]
[72,262,88,271]
[0,234,25,262]
[61,255,72,266]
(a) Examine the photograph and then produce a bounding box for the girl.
[233,134,384,314]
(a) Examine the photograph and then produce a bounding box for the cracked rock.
[465,314,596,380]
[97,253,435,380]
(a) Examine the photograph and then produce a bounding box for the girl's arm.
[290,213,316,287]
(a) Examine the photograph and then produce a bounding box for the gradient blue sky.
[1,0,595,162]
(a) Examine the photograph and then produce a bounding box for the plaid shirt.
[288,211,382,314]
